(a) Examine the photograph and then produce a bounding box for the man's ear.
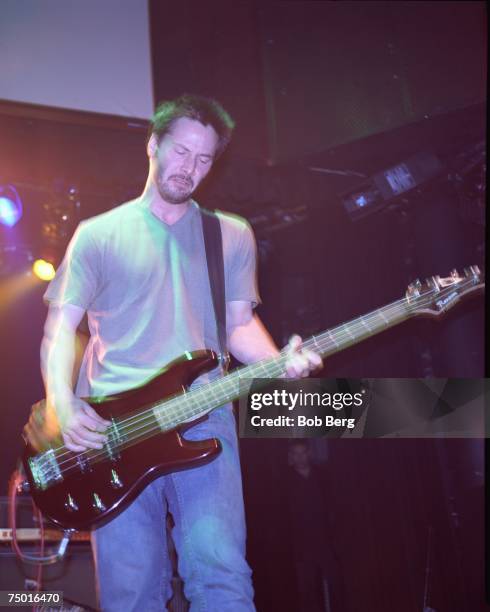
[147,134,159,158]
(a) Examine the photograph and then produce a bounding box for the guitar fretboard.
[148,296,412,432]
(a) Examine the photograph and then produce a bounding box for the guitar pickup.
[104,419,126,462]
[76,452,92,473]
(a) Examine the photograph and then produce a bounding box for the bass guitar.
[21,266,483,530]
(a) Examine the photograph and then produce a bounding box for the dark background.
[0,1,486,610]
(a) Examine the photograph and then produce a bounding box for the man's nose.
[181,155,197,176]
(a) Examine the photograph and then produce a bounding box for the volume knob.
[92,493,106,513]
[110,469,123,489]
[64,494,79,512]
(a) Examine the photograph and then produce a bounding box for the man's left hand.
[284,334,323,378]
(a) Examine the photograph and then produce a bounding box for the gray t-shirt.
[44,199,260,397]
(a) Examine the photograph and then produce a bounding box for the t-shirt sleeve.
[43,221,101,310]
[225,219,261,307]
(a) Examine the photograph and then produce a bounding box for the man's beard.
[157,169,194,204]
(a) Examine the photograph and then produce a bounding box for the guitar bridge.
[29,449,63,491]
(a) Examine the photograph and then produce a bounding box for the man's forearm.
[39,306,108,451]
[227,314,280,365]
[41,324,77,402]
[41,304,89,399]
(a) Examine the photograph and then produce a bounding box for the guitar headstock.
[406,266,484,317]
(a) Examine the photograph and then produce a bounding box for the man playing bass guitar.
[39,95,322,612]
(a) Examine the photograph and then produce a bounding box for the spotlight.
[0,185,23,227]
[32,259,56,282]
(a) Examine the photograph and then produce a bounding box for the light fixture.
[0,185,23,227]
[32,258,56,282]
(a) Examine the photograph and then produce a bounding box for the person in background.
[286,439,341,612]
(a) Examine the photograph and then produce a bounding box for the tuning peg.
[464,265,480,279]
[406,281,421,297]
[427,276,441,291]
[450,269,459,278]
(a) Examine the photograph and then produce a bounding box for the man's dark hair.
[148,94,235,158]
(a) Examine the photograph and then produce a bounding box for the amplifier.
[0,543,97,610]
[1,497,189,610]
[0,495,97,609]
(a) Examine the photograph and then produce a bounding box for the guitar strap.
[200,207,230,372]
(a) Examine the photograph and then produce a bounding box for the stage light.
[0,185,23,227]
[32,259,56,281]
[0,197,18,227]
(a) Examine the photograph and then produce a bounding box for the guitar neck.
[152,296,411,428]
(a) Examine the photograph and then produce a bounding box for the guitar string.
[77,276,470,440]
[43,278,476,475]
[48,292,413,470]
[46,277,473,476]
[46,302,411,474]
[45,300,411,475]
[46,280,471,474]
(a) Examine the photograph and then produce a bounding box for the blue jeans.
[91,406,255,611]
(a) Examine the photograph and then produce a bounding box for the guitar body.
[22,350,222,530]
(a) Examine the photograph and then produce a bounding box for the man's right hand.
[52,394,111,452]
